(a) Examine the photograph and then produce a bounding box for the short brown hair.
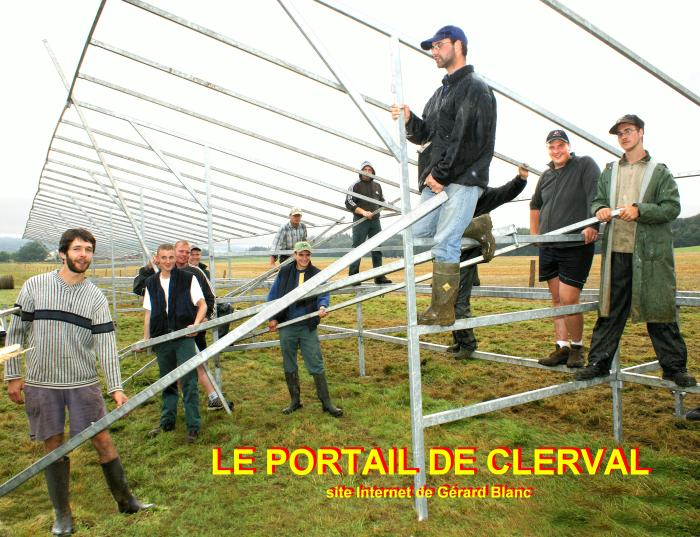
[58,228,96,254]
[157,243,175,254]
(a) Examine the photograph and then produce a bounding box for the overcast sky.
[1,0,698,244]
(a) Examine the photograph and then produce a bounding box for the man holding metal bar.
[530,129,600,368]
[4,228,152,536]
[144,243,208,442]
[345,161,392,285]
[267,241,343,417]
[575,115,696,387]
[391,25,497,326]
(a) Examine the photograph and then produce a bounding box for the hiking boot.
[452,347,474,360]
[566,345,584,368]
[574,363,609,381]
[374,275,393,285]
[463,214,495,262]
[187,430,199,444]
[418,262,460,326]
[686,407,700,421]
[538,345,570,366]
[662,371,697,388]
[446,343,461,354]
[147,423,174,438]
[207,396,234,412]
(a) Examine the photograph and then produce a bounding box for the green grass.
[676,245,700,252]
[0,262,699,537]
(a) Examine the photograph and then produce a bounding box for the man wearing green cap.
[267,241,343,417]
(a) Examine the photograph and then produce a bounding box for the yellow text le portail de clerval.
[212,446,652,476]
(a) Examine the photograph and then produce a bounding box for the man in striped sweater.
[4,228,151,536]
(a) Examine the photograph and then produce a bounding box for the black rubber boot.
[463,214,495,262]
[418,262,460,326]
[101,457,154,514]
[45,457,73,536]
[282,371,303,414]
[312,373,343,417]
[374,275,393,285]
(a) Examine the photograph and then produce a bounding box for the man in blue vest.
[143,243,208,442]
[267,241,343,417]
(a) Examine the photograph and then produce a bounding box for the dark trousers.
[155,339,201,432]
[194,331,207,352]
[452,248,479,350]
[349,217,382,275]
[588,252,688,373]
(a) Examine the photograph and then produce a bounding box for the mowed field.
[0,254,698,537]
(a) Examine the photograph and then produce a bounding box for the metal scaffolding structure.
[6,0,699,523]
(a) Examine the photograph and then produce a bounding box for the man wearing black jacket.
[392,25,497,326]
[267,241,342,418]
[449,166,529,359]
[345,161,392,285]
[143,244,207,443]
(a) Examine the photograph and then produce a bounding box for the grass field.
[0,255,698,537]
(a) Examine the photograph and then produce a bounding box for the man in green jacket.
[575,115,696,387]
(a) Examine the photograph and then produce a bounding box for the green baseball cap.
[294,241,312,253]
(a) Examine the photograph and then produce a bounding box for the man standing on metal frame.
[391,25,497,326]
[530,129,600,369]
[5,228,152,536]
[575,115,696,388]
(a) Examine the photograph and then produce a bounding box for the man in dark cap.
[530,129,601,369]
[345,161,392,285]
[391,25,497,326]
[575,115,696,388]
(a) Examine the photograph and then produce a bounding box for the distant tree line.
[0,241,49,262]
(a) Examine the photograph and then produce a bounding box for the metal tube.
[391,35,428,521]
[540,0,700,106]
[356,300,366,377]
[110,210,117,321]
[611,350,623,444]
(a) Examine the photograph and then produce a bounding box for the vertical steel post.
[204,146,222,387]
[139,188,147,264]
[227,239,232,281]
[356,298,366,376]
[610,349,623,444]
[109,210,117,321]
[391,36,428,520]
[673,390,686,418]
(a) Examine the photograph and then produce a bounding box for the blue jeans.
[412,184,482,263]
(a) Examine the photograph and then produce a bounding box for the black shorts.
[538,244,594,289]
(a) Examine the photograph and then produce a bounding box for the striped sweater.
[4,270,122,393]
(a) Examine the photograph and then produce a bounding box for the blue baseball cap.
[420,25,467,50]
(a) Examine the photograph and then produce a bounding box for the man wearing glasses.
[575,115,696,387]
[267,241,343,417]
[391,25,497,326]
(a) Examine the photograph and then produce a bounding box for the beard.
[65,255,90,273]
